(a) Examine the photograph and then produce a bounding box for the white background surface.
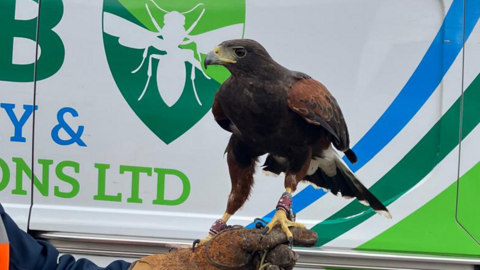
[1,0,469,251]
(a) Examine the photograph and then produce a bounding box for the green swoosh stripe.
[358,161,480,256]
[312,72,480,246]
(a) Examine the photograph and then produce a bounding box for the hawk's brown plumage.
[205,39,390,225]
[212,91,231,133]
[288,78,349,152]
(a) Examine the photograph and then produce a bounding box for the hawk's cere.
[203,39,391,243]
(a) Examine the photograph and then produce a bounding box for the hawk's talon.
[194,235,213,248]
[288,236,294,249]
[192,239,200,251]
[264,209,306,242]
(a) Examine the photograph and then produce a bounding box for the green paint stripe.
[457,160,480,243]
[312,73,480,246]
[358,161,480,256]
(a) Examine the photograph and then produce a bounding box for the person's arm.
[0,204,131,270]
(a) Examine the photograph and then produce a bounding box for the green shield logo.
[103,0,245,144]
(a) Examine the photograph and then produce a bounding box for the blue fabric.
[0,204,132,270]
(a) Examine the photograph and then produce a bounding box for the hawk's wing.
[212,91,232,132]
[288,78,350,151]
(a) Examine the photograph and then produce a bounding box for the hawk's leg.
[264,148,312,245]
[201,136,259,245]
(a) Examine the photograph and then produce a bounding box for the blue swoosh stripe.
[248,0,480,228]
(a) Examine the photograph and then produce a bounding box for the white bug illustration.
[103,0,243,107]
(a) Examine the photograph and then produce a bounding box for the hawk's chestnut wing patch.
[288,78,350,151]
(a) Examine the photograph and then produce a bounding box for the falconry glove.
[128,226,317,270]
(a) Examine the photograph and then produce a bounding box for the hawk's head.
[204,39,276,75]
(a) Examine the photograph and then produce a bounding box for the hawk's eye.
[234,48,246,58]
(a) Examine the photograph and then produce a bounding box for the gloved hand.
[128,226,318,270]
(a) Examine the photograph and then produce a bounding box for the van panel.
[456,0,480,245]
[3,0,476,258]
[0,0,39,230]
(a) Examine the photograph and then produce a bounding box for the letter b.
[0,0,64,82]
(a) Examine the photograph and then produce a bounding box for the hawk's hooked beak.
[204,46,236,69]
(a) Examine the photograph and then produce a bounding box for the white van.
[1,0,480,269]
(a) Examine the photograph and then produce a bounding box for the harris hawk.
[203,39,391,243]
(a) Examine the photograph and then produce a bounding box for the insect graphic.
[104,0,243,107]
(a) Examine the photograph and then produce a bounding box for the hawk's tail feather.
[344,148,358,164]
[262,152,391,219]
[305,154,391,219]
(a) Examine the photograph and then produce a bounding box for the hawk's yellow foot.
[263,209,306,246]
[263,191,305,247]
[195,213,231,247]
[195,235,212,247]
